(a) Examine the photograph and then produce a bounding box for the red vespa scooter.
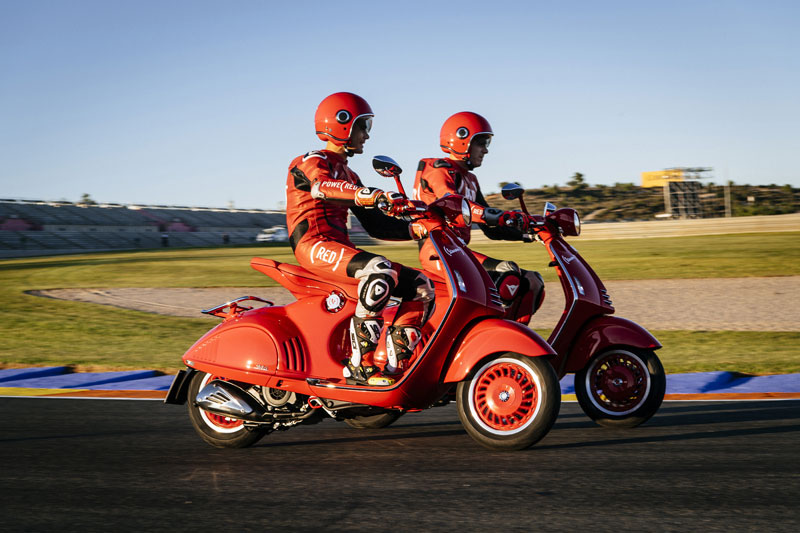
[165,157,561,451]
[499,184,666,427]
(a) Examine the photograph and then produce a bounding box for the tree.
[79,193,96,205]
[567,172,587,192]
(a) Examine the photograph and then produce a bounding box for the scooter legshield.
[443,318,556,384]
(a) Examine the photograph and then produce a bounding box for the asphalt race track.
[1,399,798,532]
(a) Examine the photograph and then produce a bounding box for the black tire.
[457,353,560,451]
[187,372,268,448]
[343,410,404,429]
[575,348,666,428]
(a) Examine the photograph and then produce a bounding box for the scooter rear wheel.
[187,372,268,448]
[457,353,560,451]
[575,348,665,428]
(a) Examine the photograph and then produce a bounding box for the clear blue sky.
[1,0,798,209]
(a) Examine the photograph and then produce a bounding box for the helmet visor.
[472,134,492,148]
[354,116,373,134]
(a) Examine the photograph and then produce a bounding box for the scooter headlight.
[551,208,581,237]
[461,198,472,226]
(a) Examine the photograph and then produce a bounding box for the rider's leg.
[293,239,398,384]
[345,253,398,383]
[479,255,544,325]
[384,267,435,375]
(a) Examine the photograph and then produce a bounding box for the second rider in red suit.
[413,112,544,324]
[285,92,434,386]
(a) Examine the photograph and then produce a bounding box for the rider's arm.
[350,206,413,241]
[291,152,384,207]
[473,189,524,241]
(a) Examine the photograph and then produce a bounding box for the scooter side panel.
[564,315,662,373]
[443,318,557,384]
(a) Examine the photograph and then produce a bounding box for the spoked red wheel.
[457,353,560,451]
[575,348,666,428]
[471,361,540,433]
[587,351,650,415]
[187,372,268,448]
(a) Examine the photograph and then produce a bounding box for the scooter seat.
[250,257,359,300]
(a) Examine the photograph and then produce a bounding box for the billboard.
[641,169,686,188]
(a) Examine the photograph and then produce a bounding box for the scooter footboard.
[563,315,662,373]
[442,318,556,384]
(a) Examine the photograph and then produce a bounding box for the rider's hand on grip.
[377,191,408,216]
[410,221,429,240]
[355,187,385,208]
[498,210,525,230]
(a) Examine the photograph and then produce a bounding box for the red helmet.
[315,92,374,146]
[439,112,493,159]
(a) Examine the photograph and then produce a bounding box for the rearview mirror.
[372,155,403,178]
[501,183,524,200]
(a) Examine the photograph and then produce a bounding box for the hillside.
[484,182,800,222]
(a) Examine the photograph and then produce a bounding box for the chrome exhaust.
[195,380,266,422]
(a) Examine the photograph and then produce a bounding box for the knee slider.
[354,256,397,314]
[358,273,395,313]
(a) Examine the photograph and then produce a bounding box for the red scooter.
[499,184,666,427]
[165,157,561,451]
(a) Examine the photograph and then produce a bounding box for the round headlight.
[461,198,472,225]
[574,211,581,236]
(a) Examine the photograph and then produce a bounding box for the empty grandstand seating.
[0,199,286,257]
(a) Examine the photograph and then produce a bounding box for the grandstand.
[0,199,286,257]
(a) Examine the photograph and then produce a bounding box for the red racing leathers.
[286,149,434,380]
[413,157,544,324]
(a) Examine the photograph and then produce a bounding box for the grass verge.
[1,233,798,374]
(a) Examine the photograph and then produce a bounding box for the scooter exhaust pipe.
[195,380,267,422]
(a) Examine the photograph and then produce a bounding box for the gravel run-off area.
[33,276,800,332]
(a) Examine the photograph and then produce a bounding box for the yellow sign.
[641,169,685,188]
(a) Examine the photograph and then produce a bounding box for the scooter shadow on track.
[251,428,467,448]
[554,401,800,431]
[533,423,800,452]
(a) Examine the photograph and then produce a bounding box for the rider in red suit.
[413,111,544,324]
[286,92,434,386]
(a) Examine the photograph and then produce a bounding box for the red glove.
[376,191,408,216]
[483,208,524,229]
[354,187,385,208]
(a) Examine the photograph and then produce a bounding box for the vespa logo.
[442,245,461,256]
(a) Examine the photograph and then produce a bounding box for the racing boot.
[383,325,423,376]
[344,316,384,385]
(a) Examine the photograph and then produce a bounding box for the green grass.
[1,233,798,374]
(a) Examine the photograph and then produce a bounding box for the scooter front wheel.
[187,372,268,448]
[575,348,665,428]
[457,353,560,451]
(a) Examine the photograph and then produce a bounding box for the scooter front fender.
[564,315,662,373]
[443,318,556,384]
